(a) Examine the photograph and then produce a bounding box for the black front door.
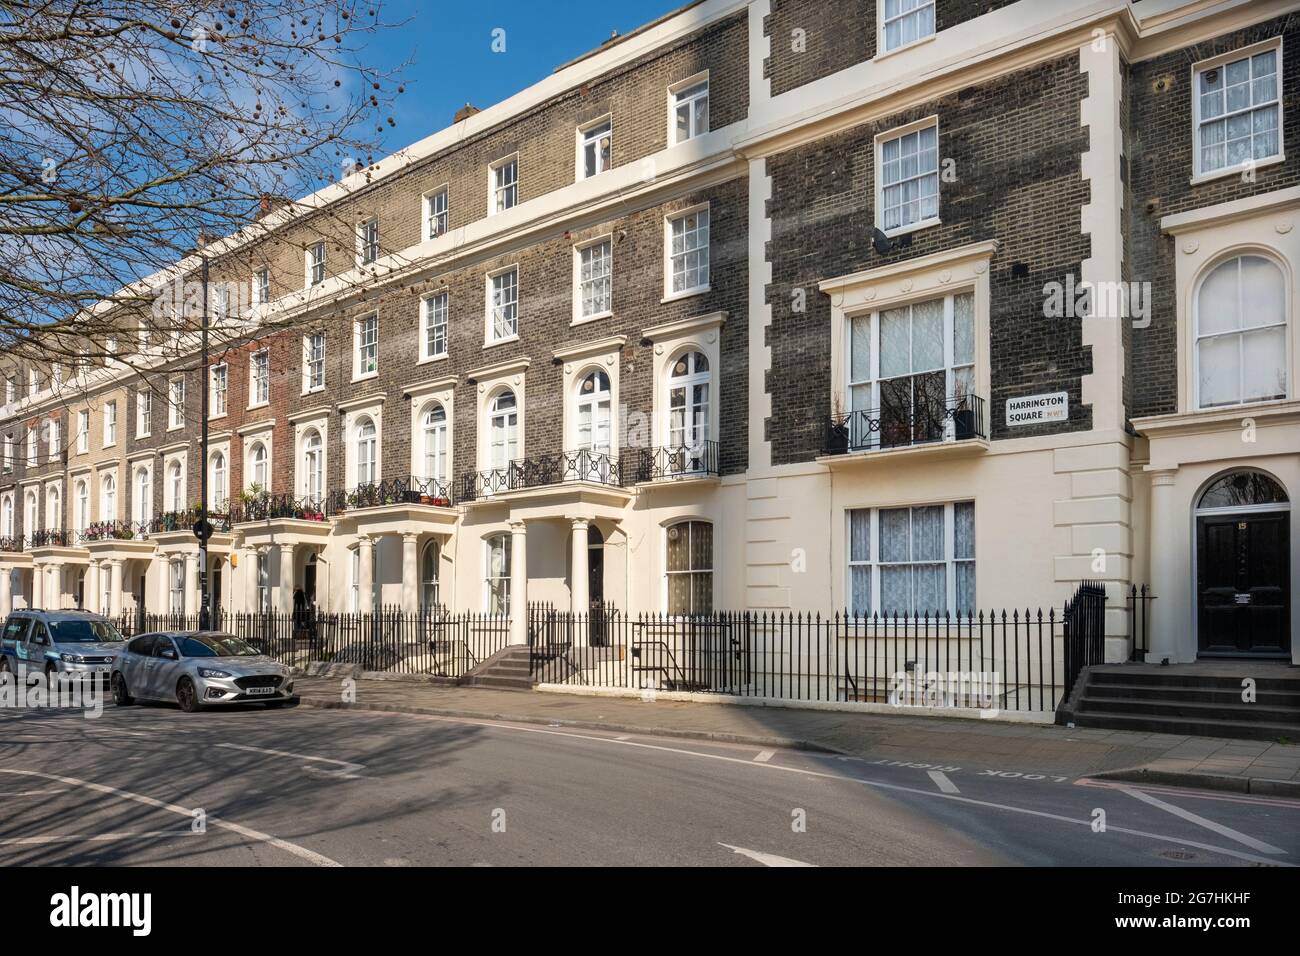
[1197,511,1290,657]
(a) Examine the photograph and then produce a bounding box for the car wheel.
[111,672,134,706]
[176,677,201,713]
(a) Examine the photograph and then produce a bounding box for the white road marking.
[0,769,340,867]
[1078,778,1300,809]
[216,742,365,778]
[719,843,816,867]
[1119,785,1286,855]
[333,709,1294,868]
[0,788,67,797]
[928,770,960,794]
[754,750,775,763]
[0,831,195,846]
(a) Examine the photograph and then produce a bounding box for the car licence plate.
[94,666,109,673]
[245,686,276,696]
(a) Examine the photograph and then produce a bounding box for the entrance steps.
[1060,663,1300,741]
[462,645,535,691]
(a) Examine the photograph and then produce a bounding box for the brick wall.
[764,52,1092,465]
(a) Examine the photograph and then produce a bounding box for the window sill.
[417,353,449,366]
[572,311,613,327]
[874,32,936,63]
[1190,153,1284,187]
[208,413,226,422]
[883,217,941,239]
[301,385,326,397]
[167,425,184,433]
[661,287,710,305]
[247,401,269,412]
[102,442,117,450]
[350,372,378,385]
[483,334,520,349]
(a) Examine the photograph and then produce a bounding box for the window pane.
[1198,334,1240,407]
[1240,256,1284,327]
[1242,326,1287,401]
[850,315,871,382]
[955,561,976,614]
[690,521,713,571]
[952,293,974,365]
[667,573,691,615]
[1197,258,1239,335]
[666,524,689,571]
[878,508,910,562]
[879,307,910,378]
[849,509,870,562]
[911,299,944,371]
[954,502,975,560]
[850,565,872,615]
[910,505,943,561]
[913,563,946,615]
[691,571,713,614]
[880,565,911,616]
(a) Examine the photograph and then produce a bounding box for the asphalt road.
[0,699,1297,867]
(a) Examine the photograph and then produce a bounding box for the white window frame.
[209,364,228,418]
[254,268,270,307]
[166,459,185,511]
[168,379,185,429]
[27,428,37,466]
[134,466,152,525]
[877,0,936,57]
[301,430,324,503]
[136,389,152,437]
[488,155,518,216]
[1191,38,1284,184]
[101,473,117,522]
[574,236,613,323]
[304,332,326,393]
[876,116,941,237]
[663,519,714,616]
[577,116,612,180]
[248,441,269,491]
[353,313,379,380]
[47,420,60,462]
[358,216,380,266]
[845,501,976,618]
[104,401,118,446]
[664,204,711,300]
[425,186,449,239]
[421,403,449,484]
[210,452,228,511]
[76,411,89,454]
[354,417,378,486]
[421,292,449,362]
[668,73,710,146]
[486,266,519,345]
[249,349,270,407]
[307,240,326,287]
[75,480,89,532]
[484,533,511,614]
[1192,253,1290,409]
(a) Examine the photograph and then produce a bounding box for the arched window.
[249,442,268,490]
[302,430,323,502]
[210,453,227,511]
[665,520,713,615]
[168,461,183,511]
[488,391,518,468]
[667,351,710,472]
[422,405,448,483]
[46,487,60,531]
[101,474,116,522]
[135,467,151,524]
[24,491,38,533]
[575,370,611,454]
[1,497,12,538]
[1198,470,1289,510]
[355,418,377,486]
[421,541,440,610]
[75,481,88,532]
[1196,254,1288,408]
[485,533,510,613]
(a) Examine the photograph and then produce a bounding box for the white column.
[183,552,198,617]
[47,566,61,610]
[358,535,375,614]
[570,519,589,642]
[109,560,123,618]
[0,566,11,617]
[509,521,528,646]
[86,561,100,614]
[32,563,43,608]
[279,543,296,614]
[153,554,169,614]
[401,533,419,614]
[1147,469,1183,664]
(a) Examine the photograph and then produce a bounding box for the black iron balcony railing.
[148,509,233,535]
[80,520,149,543]
[329,476,453,514]
[0,536,25,553]
[459,449,621,503]
[824,394,987,455]
[29,529,74,548]
[620,441,720,484]
[230,494,328,524]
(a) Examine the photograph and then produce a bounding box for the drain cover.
[1157,848,1198,861]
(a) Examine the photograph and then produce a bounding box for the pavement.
[293,676,1300,797]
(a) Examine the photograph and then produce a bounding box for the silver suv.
[0,609,125,682]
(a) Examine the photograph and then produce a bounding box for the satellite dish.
[870,226,893,256]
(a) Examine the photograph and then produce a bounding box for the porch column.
[183,552,198,617]
[109,560,123,618]
[279,543,296,614]
[509,520,527,646]
[86,561,100,614]
[569,519,589,644]
[358,535,375,614]
[47,566,62,610]
[0,566,11,617]
[32,562,43,608]
[1147,468,1184,664]
[401,533,419,614]
[153,554,169,614]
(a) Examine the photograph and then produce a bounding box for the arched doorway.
[1195,470,1290,658]
[588,524,606,646]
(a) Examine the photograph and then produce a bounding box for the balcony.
[80,520,149,543]
[0,536,25,553]
[29,529,75,548]
[823,394,988,460]
[329,476,453,515]
[230,494,328,524]
[149,509,234,535]
[459,449,622,503]
[621,441,720,484]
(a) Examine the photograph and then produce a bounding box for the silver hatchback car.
[111,631,295,712]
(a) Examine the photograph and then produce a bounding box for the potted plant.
[951,383,976,441]
[826,393,850,454]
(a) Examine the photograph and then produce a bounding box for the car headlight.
[60,653,83,664]
[198,668,232,679]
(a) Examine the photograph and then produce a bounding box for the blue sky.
[364,0,687,155]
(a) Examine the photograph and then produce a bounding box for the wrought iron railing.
[29,529,75,548]
[230,494,328,523]
[329,476,453,514]
[0,536,25,552]
[149,509,233,534]
[824,394,987,455]
[459,449,621,502]
[80,520,149,542]
[620,441,720,484]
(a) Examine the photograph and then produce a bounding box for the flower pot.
[953,408,976,441]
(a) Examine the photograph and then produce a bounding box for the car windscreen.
[48,620,124,644]
[175,634,260,658]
